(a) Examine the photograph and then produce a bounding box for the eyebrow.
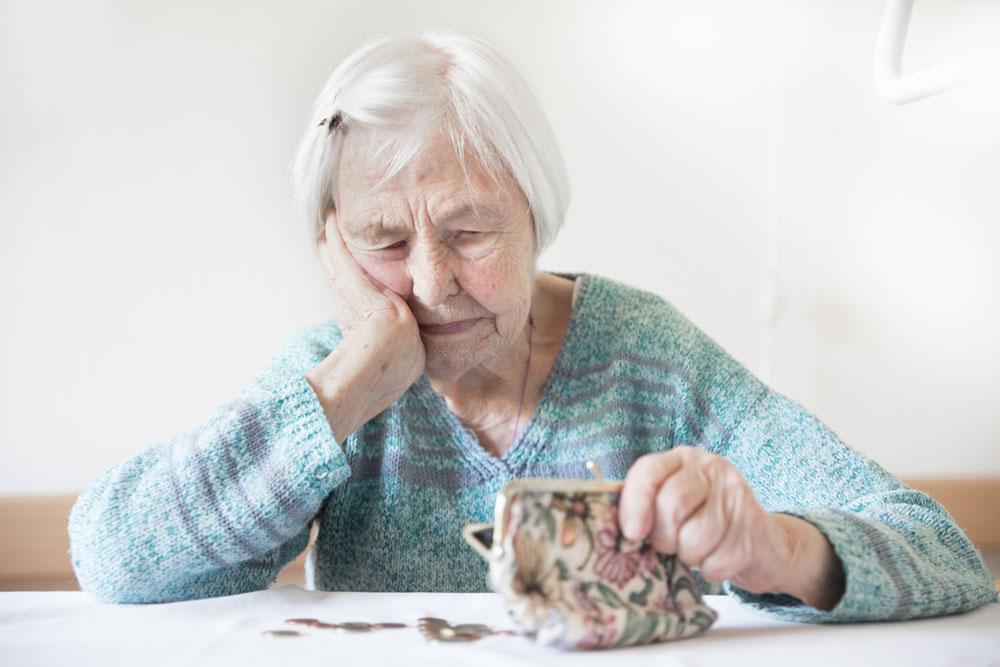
[436,202,504,228]
[342,201,507,243]
[342,219,403,244]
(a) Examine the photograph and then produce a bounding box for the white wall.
[2,0,998,494]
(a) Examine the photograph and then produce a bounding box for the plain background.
[1,0,998,495]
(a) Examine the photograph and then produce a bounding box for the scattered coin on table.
[417,617,447,625]
[431,634,476,643]
[337,622,374,633]
[453,623,492,638]
[275,616,517,642]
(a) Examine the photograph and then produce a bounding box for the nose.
[408,241,459,308]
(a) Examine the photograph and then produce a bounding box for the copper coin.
[373,622,407,629]
[284,618,319,626]
[494,630,517,637]
[263,630,301,638]
[312,622,340,629]
[417,617,447,624]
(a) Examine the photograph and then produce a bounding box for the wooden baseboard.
[2,478,997,589]
[903,479,1000,549]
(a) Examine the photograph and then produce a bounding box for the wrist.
[305,336,380,445]
[768,514,845,611]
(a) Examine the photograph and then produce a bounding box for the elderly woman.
[69,32,994,621]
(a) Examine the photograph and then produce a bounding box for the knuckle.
[701,454,730,477]
[624,455,659,493]
[639,452,673,479]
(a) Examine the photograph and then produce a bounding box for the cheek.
[460,251,532,316]
[358,259,411,298]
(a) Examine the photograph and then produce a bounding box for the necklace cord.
[510,313,535,451]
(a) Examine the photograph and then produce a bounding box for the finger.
[648,463,711,554]
[675,486,731,572]
[698,509,754,585]
[618,450,685,541]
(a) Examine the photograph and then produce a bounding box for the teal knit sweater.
[68,274,996,621]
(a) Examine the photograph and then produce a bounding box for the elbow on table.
[70,549,271,605]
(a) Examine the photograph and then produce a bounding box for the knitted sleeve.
[614,281,998,621]
[68,322,350,604]
[716,389,997,621]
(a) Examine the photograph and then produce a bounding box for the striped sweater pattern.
[68,274,997,621]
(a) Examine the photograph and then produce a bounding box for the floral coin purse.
[462,461,717,650]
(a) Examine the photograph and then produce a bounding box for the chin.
[423,345,482,377]
[422,335,500,379]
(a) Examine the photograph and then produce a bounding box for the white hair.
[290,32,570,254]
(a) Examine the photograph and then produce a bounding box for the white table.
[1,586,998,666]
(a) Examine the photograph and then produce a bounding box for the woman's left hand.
[618,446,844,610]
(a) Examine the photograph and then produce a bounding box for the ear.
[315,208,338,281]
[317,208,336,246]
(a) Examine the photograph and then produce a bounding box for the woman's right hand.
[305,211,426,444]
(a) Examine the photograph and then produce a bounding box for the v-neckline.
[413,273,595,477]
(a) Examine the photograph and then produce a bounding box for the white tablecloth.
[1,586,998,666]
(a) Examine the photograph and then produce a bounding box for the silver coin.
[453,624,492,637]
[337,622,373,633]
[419,628,447,640]
[430,634,476,643]
[263,630,301,638]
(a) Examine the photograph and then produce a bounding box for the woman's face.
[333,127,536,377]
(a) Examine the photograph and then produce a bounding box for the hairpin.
[317,112,343,134]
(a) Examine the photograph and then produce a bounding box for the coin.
[418,623,448,641]
[337,622,373,633]
[430,634,475,643]
[372,622,407,629]
[262,630,301,638]
[417,617,447,624]
[494,630,517,637]
[312,622,340,629]
[417,620,448,633]
[284,618,319,626]
[452,623,492,638]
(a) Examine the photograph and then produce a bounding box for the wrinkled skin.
[310,126,572,456]
[331,126,537,383]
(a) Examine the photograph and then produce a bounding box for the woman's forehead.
[338,126,504,192]
[336,128,523,223]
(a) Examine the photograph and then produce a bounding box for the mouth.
[418,318,481,336]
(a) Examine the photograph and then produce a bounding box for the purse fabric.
[489,489,717,649]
